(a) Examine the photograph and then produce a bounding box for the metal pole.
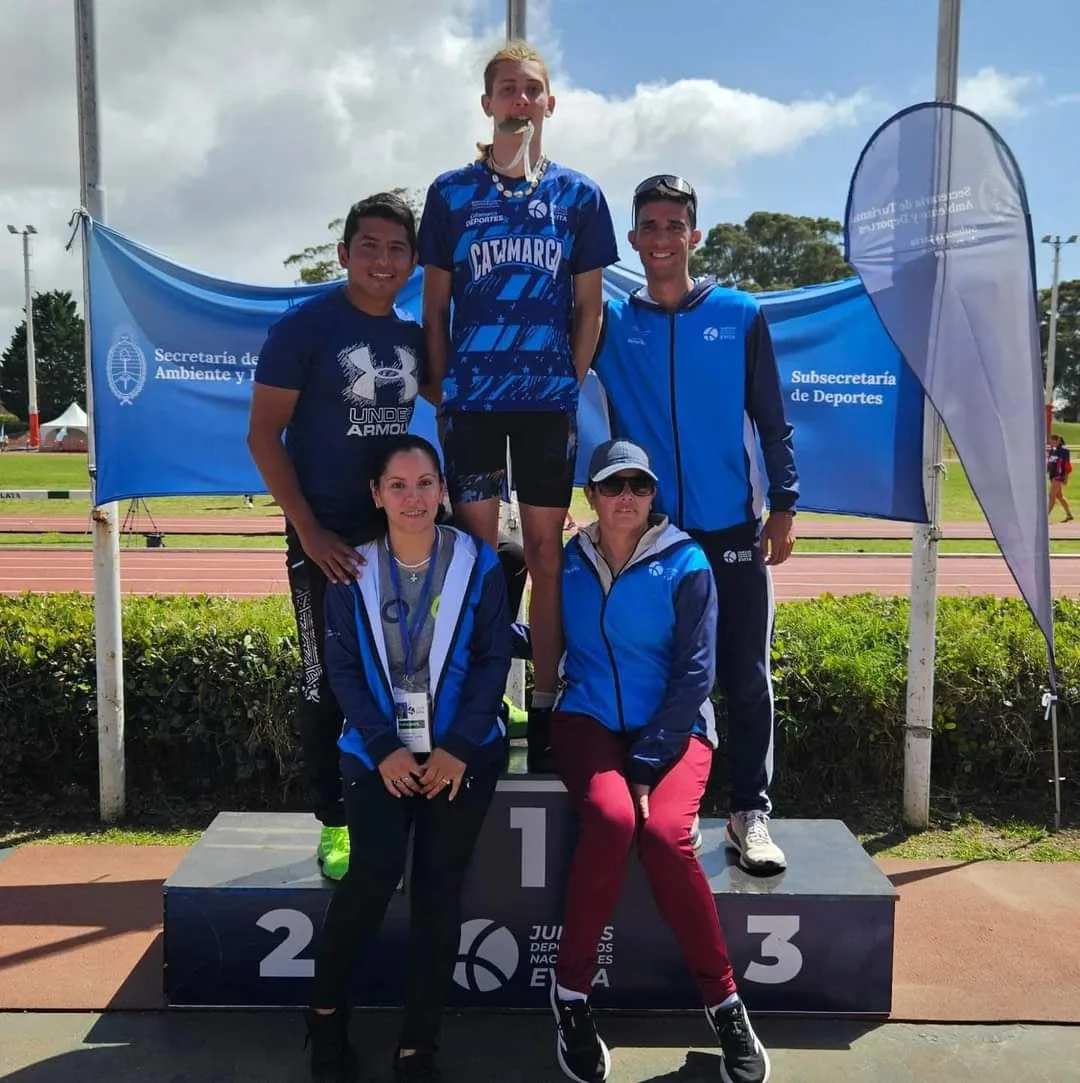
[1045,240,1061,425]
[75,0,125,822]
[22,231,40,449]
[506,0,526,39]
[902,0,960,831]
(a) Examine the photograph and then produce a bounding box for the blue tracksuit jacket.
[323,527,511,776]
[557,519,718,784]
[594,278,798,531]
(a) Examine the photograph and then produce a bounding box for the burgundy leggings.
[551,712,737,1004]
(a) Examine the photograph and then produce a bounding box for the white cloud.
[957,67,1039,120]
[0,0,870,367]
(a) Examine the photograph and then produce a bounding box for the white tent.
[41,401,89,451]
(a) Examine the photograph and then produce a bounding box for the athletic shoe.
[706,998,770,1083]
[392,1049,442,1082]
[317,825,350,881]
[690,814,703,854]
[527,706,555,774]
[726,811,786,872]
[502,694,529,738]
[550,980,611,1083]
[304,1008,359,1083]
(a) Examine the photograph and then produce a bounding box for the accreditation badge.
[394,688,431,755]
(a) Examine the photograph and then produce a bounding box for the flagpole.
[75,0,126,822]
[902,0,960,831]
[507,0,526,39]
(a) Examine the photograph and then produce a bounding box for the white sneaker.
[727,811,786,872]
[689,814,703,854]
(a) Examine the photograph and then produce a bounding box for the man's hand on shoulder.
[299,525,365,584]
[762,511,795,567]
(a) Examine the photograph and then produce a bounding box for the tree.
[0,289,86,423]
[283,187,426,284]
[690,211,853,292]
[1041,279,1080,422]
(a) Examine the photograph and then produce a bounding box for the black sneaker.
[392,1049,442,1082]
[527,706,555,773]
[706,998,770,1083]
[550,980,611,1082]
[303,1008,359,1083]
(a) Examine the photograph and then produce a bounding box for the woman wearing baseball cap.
[548,439,770,1083]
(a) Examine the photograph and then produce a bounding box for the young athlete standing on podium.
[417,40,619,774]
[548,439,770,1083]
[304,434,511,1083]
[248,193,429,883]
[592,176,798,874]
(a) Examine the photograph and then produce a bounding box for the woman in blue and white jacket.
[548,439,769,1083]
[305,434,511,1083]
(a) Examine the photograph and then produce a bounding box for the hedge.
[0,593,1076,813]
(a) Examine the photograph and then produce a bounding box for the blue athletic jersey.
[254,287,425,535]
[417,160,618,413]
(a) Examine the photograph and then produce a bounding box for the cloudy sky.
[1,0,1078,354]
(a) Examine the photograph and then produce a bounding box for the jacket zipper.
[578,543,627,732]
[667,312,685,527]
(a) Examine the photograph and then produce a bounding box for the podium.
[164,781,896,1014]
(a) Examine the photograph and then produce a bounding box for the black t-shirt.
[254,287,425,534]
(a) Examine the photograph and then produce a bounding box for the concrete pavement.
[1,1011,1078,1082]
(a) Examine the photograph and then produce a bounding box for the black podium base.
[164,783,895,1014]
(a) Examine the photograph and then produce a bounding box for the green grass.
[0,532,286,549]
[796,539,1080,555]
[857,813,1080,862]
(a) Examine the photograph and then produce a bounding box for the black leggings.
[311,761,500,1050]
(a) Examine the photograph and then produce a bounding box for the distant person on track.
[592,175,798,874]
[1047,433,1073,523]
[247,192,428,882]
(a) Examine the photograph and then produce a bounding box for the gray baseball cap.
[587,439,659,484]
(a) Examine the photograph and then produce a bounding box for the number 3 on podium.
[744,915,803,984]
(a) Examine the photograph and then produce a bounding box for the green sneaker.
[317,825,350,881]
[503,695,529,738]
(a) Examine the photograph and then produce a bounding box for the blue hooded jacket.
[557,518,718,784]
[323,527,511,776]
[594,278,799,532]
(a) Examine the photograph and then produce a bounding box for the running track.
[3,547,1079,600]
[4,514,1080,540]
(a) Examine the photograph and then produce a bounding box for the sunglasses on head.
[593,474,657,498]
[633,174,698,223]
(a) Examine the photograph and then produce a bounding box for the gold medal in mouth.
[497,117,533,136]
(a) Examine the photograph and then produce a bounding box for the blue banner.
[844,102,1053,671]
[88,222,925,521]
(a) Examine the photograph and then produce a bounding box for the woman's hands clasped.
[378,747,467,801]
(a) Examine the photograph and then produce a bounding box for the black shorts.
[442,409,576,509]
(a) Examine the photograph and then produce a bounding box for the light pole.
[6,223,40,449]
[1041,233,1077,434]
[507,0,526,39]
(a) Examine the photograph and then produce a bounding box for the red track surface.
[3,547,1079,599]
[3,514,1080,540]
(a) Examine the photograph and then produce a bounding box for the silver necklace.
[486,154,549,200]
[385,535,434,583]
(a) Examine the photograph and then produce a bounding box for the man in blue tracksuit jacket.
[592,175,798,871]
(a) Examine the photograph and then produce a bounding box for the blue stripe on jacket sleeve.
[626,566,718,786]
[746,309,799,513]
[438,556,513,764]
[323,580,402,766]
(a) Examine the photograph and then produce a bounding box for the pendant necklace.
[386,536,432,583]
[486,152,549,201]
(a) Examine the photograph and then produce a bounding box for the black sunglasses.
[633,174,698,223]
[592,474,657,498]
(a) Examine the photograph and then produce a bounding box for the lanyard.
[387,531,440,679]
